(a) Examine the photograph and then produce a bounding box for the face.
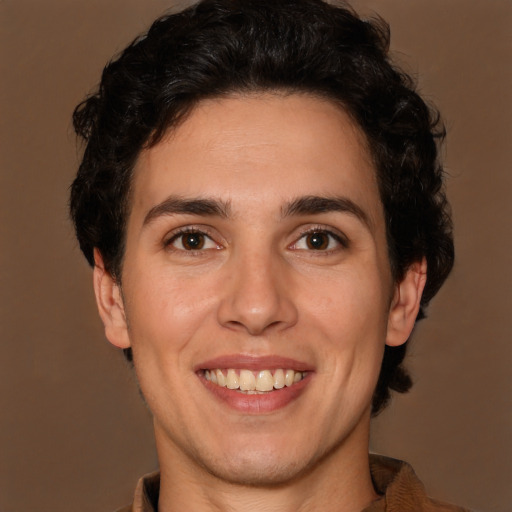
[95,93,423,486]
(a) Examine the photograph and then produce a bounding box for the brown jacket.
[116,455,470,512]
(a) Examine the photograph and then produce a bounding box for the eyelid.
[164,225,224,251]
[290,225,349,251]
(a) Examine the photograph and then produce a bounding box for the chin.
[195,443,323,488]
[204,457,307,487]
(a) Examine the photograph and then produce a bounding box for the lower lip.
[199,374,311,414]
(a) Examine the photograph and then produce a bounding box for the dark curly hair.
[70,0,454,415]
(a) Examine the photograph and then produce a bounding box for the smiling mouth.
[203,368,307,393]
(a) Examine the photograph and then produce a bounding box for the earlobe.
[92,249,131,349]
[386,258,427,347]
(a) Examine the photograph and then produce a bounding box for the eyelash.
[292,226,349,252]
[163,225,349,254]
[164,227,221,253]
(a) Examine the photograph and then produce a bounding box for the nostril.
[223,318,289,336]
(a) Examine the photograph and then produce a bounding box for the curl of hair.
[70,0,454,415]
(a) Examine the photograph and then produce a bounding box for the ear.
[92,248,131,349]
[386,258,427,347]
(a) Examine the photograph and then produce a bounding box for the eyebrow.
[143,196,231,225]
[143,194,371,229]
[282,195,371,228]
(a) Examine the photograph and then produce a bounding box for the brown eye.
[291,229,347,252]
[305,232,330,250]
[180,232,205,250]
[167,230,219,252]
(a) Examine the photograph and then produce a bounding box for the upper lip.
[195,354,313,372]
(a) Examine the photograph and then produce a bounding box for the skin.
[94,93,426,512]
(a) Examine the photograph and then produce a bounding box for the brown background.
[1,1,510,511]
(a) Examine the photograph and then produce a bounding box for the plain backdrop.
[1,1,511,511]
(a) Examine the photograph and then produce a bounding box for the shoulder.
[367,454,471,512]
[113,471,160,512]
[114,506,132,512]
[424,497,472,511]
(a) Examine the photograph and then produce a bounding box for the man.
[70,0,466,510]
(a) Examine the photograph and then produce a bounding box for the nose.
[217,249,298,336]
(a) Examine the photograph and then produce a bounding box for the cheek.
[304,267,390,335]
[302,269,389,378]
[124,268,218,356]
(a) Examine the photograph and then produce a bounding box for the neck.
[155,414,378,512]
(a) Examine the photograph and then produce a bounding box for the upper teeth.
[204,369,305,392]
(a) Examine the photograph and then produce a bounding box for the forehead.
[131,93,381,224]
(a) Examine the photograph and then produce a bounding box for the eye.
[166,229,219,251]
[292,229,347,251]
